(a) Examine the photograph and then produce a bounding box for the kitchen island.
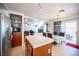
[25,35,54,56]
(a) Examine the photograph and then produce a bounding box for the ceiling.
[3,3,79,21]
[0,3,7,9]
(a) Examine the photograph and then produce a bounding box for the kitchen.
[0,3,79,56]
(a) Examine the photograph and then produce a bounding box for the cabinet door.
[25,39,33,56]
[12,32,22,47]
[10,13,22,28]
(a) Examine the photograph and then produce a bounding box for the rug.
[66,43,79,49]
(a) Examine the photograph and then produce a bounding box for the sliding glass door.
[62,20,77,44]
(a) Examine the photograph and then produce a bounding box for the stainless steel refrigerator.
[0,13,11,56]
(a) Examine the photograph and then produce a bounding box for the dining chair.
[47,33,52,38]
[30,30,34,35]
[43,32,47,37]
[24,31,29,36]
[47,33,58,45]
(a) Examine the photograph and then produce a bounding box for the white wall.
[43,24,46,32]
[47,21,54,33]
[24,17,44,33]
[24,24,36,32]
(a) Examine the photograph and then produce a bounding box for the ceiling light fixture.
[36,3,43,11]
[57,9,65,21]
[57,14,59,21]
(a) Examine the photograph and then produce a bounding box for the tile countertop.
[25,35,54,48]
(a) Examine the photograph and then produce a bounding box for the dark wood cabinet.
[12,32,22,47]
[10,13,22,47]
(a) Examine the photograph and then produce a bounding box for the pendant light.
[36,3,43,11]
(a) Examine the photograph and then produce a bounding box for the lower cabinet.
[25,39,33,56]
[12,32,22,47]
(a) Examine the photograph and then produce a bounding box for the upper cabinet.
[10,14,22,32]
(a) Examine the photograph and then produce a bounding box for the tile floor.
[10,42,79,56]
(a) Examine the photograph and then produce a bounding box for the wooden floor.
[10,43,79,56]
[52,44,79,56]
[11,46,25,56]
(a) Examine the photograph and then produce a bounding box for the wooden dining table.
[25,35,54,56]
